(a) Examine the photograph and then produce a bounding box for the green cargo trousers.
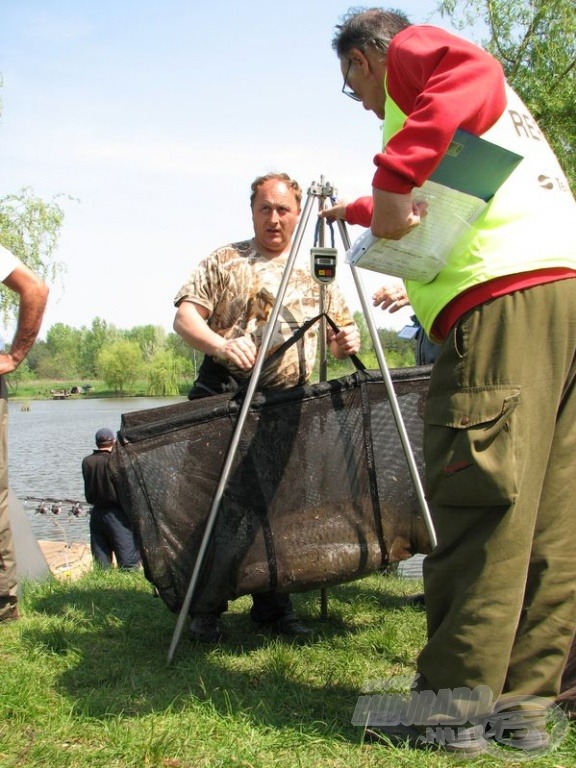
[417,277,576,716]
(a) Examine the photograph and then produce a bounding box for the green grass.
[8,378,189,401]
[1,570,574,767]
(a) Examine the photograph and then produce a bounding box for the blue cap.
[95,427,115,445]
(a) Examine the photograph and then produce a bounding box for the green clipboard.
[430,130,523,201]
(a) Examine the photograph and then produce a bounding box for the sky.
[0,0,461,338]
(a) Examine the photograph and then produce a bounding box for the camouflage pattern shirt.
[174,239,356,389]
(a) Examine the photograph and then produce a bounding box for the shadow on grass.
[22,571,424,741]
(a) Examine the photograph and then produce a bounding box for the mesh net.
[109,366,432,613]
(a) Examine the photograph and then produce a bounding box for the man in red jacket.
[326,7,576,757]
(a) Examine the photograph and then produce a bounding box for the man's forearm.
[173,303,226,358]
[173,301,257,372]
[2,268,49,370]
[9,285,49,365]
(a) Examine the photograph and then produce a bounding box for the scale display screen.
[310,247,338,285]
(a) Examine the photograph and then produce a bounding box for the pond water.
[8,395,184,543]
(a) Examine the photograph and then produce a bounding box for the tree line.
[8,313,418,396]
[10,319,195,396]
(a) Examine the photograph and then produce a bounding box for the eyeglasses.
[341,60,362,101]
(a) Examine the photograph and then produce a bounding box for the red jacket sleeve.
[345,197,373,227]
[372,26,507,194]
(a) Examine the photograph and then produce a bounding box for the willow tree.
[439,0,576,191]
[146,349,185,397]
[97,340,144,395]
[0,187,67,324]
[1,76,67,323]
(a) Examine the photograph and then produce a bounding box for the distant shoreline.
[9,389,188,402]
[7,377,191,401]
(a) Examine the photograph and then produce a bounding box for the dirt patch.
[38,540,93,580]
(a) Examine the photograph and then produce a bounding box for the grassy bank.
[8,378,191,401]
[2,569,574,767]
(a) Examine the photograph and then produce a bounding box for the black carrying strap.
[265,312,365,373]
[233,313,365,401]
[358,375,387,565]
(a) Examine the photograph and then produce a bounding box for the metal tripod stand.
[167,177,437,664]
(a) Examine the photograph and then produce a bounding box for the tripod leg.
[336,221,437,550]
[167,190,319,664]
[317,191,330,620]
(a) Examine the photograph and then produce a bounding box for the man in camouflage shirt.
[174,172,360,643]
